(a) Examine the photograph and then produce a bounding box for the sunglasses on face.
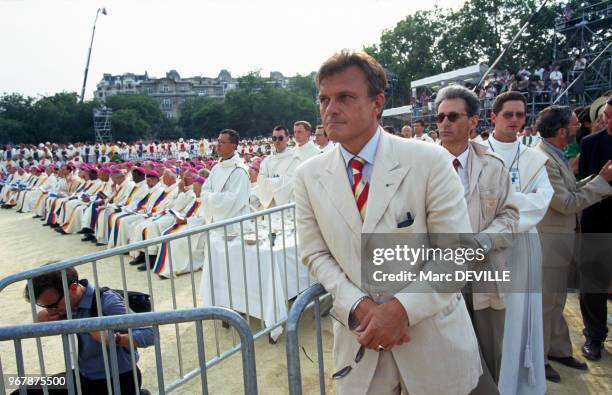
[271,136,285,142]
[37,293,64,309]
[435,112,468,123]
[500,111,526,119]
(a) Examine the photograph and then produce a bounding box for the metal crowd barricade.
[0,307,257,395]
[285,283,330,395]
[0,203,311,394]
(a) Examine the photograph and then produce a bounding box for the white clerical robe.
[153,197,205,278]
[201,153,251,225]
[319,142,336,153]
[40,177,69,219]
[94,179,137,244]
[486,136,553,395]
[255,148,297,208]
[103,180,150,243]
[111,183,163,248]
[151,188,196,236]
[79,181,114,231]
[60,179,106,234]
[16,174,51,212]
[29,174,58,214]
[129,184,180,256]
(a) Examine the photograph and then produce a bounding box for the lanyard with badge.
[489,139,521,192]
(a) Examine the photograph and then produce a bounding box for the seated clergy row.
[4,129,251,278]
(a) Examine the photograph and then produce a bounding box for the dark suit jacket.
[579,129,612,232]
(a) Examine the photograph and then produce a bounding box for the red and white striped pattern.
[350,156,369,220]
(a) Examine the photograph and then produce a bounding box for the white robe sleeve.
[255,158,279,208]
[509,167,554,233]
[202,168,250,223]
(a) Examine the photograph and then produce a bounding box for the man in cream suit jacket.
[436,85,519,395]
[295,50,481,395]
[534,105,612,382]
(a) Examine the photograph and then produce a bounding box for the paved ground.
[0,208,609,394]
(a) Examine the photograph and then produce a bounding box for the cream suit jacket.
[464,141,518,310]
[294,131,481,395]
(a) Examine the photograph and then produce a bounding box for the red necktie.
[453,158,461,172]
[350,156,369,219]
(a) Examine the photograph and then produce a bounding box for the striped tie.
[350,156,369,220]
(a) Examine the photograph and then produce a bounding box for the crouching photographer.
[13,266,153,395]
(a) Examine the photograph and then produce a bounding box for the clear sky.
[0,0,465,99]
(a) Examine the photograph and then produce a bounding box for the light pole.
[80,7,107,102]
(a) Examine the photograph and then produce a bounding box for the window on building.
[162,98,172,110]
[161,84,169,93]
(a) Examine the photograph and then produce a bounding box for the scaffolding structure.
[553,0,612,105]
[93,107,113,143]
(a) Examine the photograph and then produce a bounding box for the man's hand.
[356,298,411,351]
[37,309,65,322]
[176,217,187,225]
[352,297,376,326]
[598,160,612,182]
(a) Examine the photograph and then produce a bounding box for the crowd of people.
[1,50,610,395]
[0,121,334,279]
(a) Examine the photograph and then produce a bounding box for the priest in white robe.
[154,176,207,278]
[91,168,136,245]
[200,129,251,225]
[484,93,553,395]
[57,167,106,234]
[99,167,150,244]
[254,126,297,208]
[292,120,321,160]
[128,170,180,269]
[108,170,163,248]
[21,166,57,214]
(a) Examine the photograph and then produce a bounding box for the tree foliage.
[178,72,318,138]
[366,0,563,107]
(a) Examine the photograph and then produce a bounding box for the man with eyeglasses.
[254,126,298,208]
[18,266,154,394]
[535,105,612,382]
[437,85,519,395]
[486,92,554,393]
[295,51,481,395]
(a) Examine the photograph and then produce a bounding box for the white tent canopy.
[382,105,412,119]
[411,63,489,91]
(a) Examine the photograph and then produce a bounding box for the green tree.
[105,93,163,129]
[288,74,318,102]
[111,109,152,141]
[365,9,445,105]
[191,100,227,138]
[0,93,34,144]
[365,0,564,106]
[30,92,96,144]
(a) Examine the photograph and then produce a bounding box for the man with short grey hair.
[437,84,519,395]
